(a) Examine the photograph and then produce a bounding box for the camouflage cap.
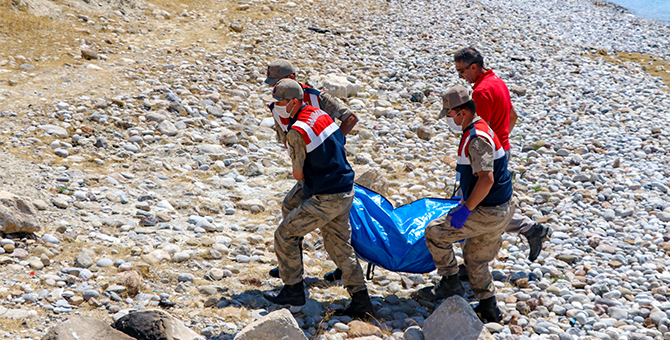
[264,59,296,85]
[438,85,472,119]
[272,78,304,101]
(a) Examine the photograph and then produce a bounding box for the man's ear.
[289,74,296,80]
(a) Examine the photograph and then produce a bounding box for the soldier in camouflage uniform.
[413,85,515,324]
[265,59,357,282]
[263,79,373,319]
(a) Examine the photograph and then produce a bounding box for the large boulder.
[422,296,494,340]
[234,309,308,340]
[320,74,362,98]
[354,166,389,197]
[42,316,135,340]
[112,310,204,340]
[0,191,41,234]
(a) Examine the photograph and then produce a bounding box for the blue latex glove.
[449,205,472,229]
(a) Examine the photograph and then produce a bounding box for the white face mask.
[273,104,290,119]
[446,117,463,132]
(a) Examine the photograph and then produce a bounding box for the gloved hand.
[449,205,472,229]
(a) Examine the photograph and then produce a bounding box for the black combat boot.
[263,282,306,306]
[268,267,280,278]
[338,289,375,319]
[521,223,551,262]
[412,274,465,302]
[458,263,469,281]
[473,296,503,323]
[324,268,343,282]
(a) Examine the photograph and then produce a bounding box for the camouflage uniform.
[279,92,352,217]
[426,133,515,300]
[425,199,514,300]
[274,127,366,294]
[274,189,366,293]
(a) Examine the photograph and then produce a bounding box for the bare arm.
[339,112,358,137]
[319,92,357,136]
[509,106,518,133]
[287,130,307,181]
[464,171,494,210]
[292,168,304,181]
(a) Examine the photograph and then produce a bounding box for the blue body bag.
[349,185,460,273]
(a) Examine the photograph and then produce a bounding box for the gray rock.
[422,295,494,340]
[509,85,527,96]
[178,273,194,282]
[81,49,99,60]
[219,129,238,145]
[206,106,223,117]
[245,162,265,177]
[199,144,224,154]
[484,322,503,333]
[321,73,362,98]
[0,191,41,234]
[38,125,69,137]
[112,310,205,340]
[172,252,190,262]
[234,309,308,340]
[54,148,69,157]
[416,125,434,141]
[404,326,424,340]
[146,111,169,123]
[301,299,322,318]
[0,306,37,319]
[52,197,68,209]
[354,166,390,197]
[657,212,670,222]
[82,290,100,300]
[95,137,108,148]
[75,253,94,268]
[97,259,114,267]
[158,121,179,136]
[229,22,244,33]
[43,316,135,340]
[42,234,59,244]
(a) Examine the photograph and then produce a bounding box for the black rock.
[491,270,507,282]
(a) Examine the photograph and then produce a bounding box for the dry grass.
[585,50,670,90]
[0,0,79,68]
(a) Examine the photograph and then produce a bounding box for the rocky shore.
[0,0,669,339]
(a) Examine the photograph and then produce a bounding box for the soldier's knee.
[425,224,439,241]
[275,223,291,240]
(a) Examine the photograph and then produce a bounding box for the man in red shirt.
[447,47,550,262]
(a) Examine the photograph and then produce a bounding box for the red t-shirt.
[472,70,512,151]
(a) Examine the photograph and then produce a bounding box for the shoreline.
[593,0,670,25]
[592,0,632,14]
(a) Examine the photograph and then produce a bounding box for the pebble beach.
[1,0,670,339]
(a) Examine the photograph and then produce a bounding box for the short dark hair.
[452,99,476,114]
[453,47,484,69]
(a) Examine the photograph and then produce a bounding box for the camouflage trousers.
[274,187,367,294]
[425,198,515,300]
[282,180,308,218]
